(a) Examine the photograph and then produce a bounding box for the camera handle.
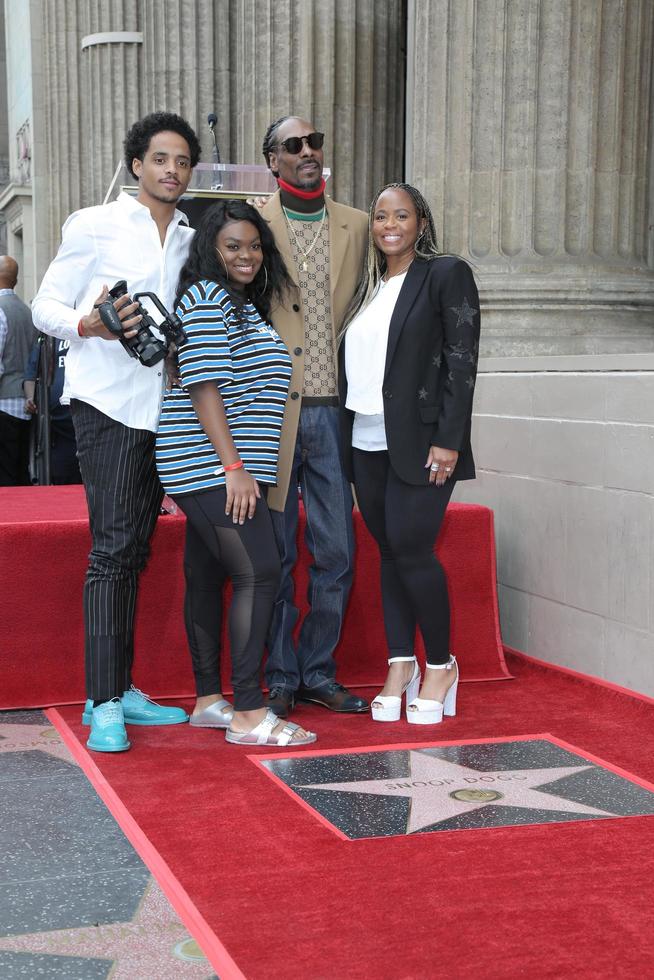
[96,299,130,339]
[134,292,186,348]
[96,292,140,360]
[95,283,184,365]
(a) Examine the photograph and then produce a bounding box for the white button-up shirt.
[32,192,193,431]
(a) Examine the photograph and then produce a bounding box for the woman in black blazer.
[338,183,480,725]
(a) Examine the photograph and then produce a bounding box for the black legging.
[352,449,455,666]
[174,488,281,711]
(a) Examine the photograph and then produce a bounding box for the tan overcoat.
[262,190,368,512]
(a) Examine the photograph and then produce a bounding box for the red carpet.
[50,653,654,979]
[1,486,509,709]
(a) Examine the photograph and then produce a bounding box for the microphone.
[207,112,222,188]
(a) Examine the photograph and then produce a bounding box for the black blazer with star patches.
[338,255,480,486]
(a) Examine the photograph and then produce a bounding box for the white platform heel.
[406,655,458,725]
[371,656,421,722]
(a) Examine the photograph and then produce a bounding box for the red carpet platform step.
[0,486,509,709]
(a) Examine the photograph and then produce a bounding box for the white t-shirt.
[344,272,407,451]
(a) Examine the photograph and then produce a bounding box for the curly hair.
[175,200,295,323]
[339,182,441,342]
[124,112,201,178]
[261,115,293,173]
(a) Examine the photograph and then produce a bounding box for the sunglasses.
[274,132,325,155]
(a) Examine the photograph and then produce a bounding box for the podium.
[104,161,332,228]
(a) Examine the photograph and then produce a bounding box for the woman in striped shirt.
[157,201,316,746]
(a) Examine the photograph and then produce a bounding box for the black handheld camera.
[97,280,186,367]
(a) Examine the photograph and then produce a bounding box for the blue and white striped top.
[156,280,292,496]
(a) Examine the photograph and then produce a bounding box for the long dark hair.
[175,200,294,322]
[339,182,441,342]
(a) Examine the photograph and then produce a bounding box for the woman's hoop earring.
[257,264,269,295]
[215,247,230,279]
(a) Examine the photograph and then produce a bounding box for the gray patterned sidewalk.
[0,710,219,979]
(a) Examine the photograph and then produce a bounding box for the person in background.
[339,182,480,725]
[0,255,37,486]
[32,112,200,753]
[24,335,82,485]
[157,200,316,747]
[260,116,370,718]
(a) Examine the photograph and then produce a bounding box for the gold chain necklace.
[283,206,326,272]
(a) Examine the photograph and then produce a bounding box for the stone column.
[39,0,86,257]
[78,8,143,209]
[227,0,405,210]
[36,1,145,256]
[140,0,231,169]
[407,0,654,355]
[33,0,406,265]
[141,0,405,209]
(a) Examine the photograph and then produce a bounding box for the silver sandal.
[225,708,317,747]
[189,698,234,729]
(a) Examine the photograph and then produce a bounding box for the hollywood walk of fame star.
[0,722,72,764]
[298,751,616,834]
[450,297,478,329]
[0,879,210,980]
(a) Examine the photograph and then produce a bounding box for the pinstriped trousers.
[71,400,163,700]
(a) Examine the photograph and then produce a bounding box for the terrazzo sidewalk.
[0,710,218,979]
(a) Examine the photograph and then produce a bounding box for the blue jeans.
[266,405,355,692]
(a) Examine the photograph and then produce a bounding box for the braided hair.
[262,116,293,174]
[339,183,441,343]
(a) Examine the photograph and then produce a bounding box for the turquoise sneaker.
[86,699,130,753]
[81,700,95,725]
[121,686,189,726]
[82,687,189,726]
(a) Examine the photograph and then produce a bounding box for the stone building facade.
[2,0,406,283]
[1,0,653,694]
[411,0,654,697]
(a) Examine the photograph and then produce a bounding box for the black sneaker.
[297,681,369,713]
[265,688,296,718]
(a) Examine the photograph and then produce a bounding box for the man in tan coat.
[261,116,369,717]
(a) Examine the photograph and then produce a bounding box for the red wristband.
[77,318,86,337]
[224,460,244,471]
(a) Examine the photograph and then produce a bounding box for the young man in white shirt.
[32,112,200,753]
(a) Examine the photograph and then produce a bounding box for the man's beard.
[293,163,322,190]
